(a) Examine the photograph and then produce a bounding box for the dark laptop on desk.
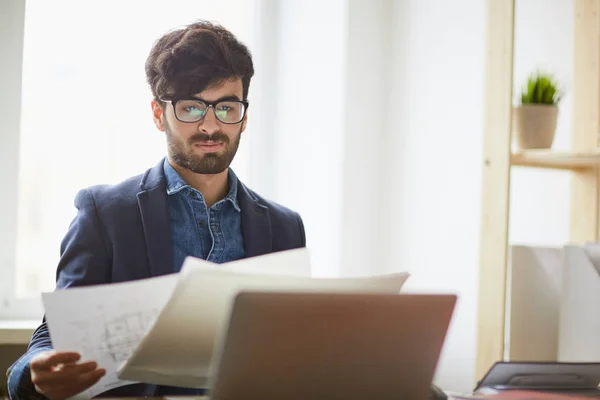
[474,361,600,397]
[205,291,457,400]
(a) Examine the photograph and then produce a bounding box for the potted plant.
[513,72,562,150]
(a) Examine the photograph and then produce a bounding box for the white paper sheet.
[42,273,179,398]
[116,255,409,388]
[42,248,311,398]
[42,248,409,397]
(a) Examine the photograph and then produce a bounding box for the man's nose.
[198,107,220,134]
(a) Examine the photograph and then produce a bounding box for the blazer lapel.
[238,181,272,257]
[137,159,173,277]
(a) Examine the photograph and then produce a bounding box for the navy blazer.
[12,158,306,398]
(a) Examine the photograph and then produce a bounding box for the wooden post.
[571,0,600,243]
[475,0,515,382]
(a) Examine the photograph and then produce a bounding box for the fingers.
[34,360,98,384]
[34,367,106,400]
[30,350,81,371]
[30,350,106,400]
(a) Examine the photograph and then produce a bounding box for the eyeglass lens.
[175,100,245,123]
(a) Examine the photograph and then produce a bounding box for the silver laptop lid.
[209,292,456,400]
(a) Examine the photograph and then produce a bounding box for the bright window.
[12,0,257,304]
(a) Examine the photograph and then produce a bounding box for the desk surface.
[104,397,207,399]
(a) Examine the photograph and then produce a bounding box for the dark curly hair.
[145,20,254,101]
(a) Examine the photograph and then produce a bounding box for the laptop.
[205,291,457,400]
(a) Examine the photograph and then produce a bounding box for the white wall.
[339,0,393,277]
[267,0,575,393]
[383,0,573,392]
[263,0,485,390]
[383,0,486,391]
[267,0,348,278]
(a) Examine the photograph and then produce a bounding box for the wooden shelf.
[510,150,600,170]
[477,0,600,384]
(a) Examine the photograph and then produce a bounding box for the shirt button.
[199,220,206,228]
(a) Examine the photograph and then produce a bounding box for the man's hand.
[29,350,106,400]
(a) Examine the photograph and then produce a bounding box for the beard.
[165,122,241,175]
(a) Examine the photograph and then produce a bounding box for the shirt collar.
[163,158,241,212]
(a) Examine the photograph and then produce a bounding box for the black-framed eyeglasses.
[160,98,249,124]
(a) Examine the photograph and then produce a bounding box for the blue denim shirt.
[163,159,245,271]
[7,348,47,400]
[159,160,245,396]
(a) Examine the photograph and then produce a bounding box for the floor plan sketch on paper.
[60,305,160,363]
[69,321,95,355]
[99,309,159,362]
[40,273,181,398]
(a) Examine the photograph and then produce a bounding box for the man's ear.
[151,99,165,131]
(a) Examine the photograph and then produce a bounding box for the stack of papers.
[42,248,409,398]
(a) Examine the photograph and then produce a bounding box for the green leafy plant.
[520,72,562,105]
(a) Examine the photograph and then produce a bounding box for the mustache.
[188,133,229,145]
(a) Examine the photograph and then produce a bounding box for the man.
[7,20,306,400]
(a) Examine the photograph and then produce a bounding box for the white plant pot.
[513,104,559,150]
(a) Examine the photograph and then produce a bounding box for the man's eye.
[185,107,204,115]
